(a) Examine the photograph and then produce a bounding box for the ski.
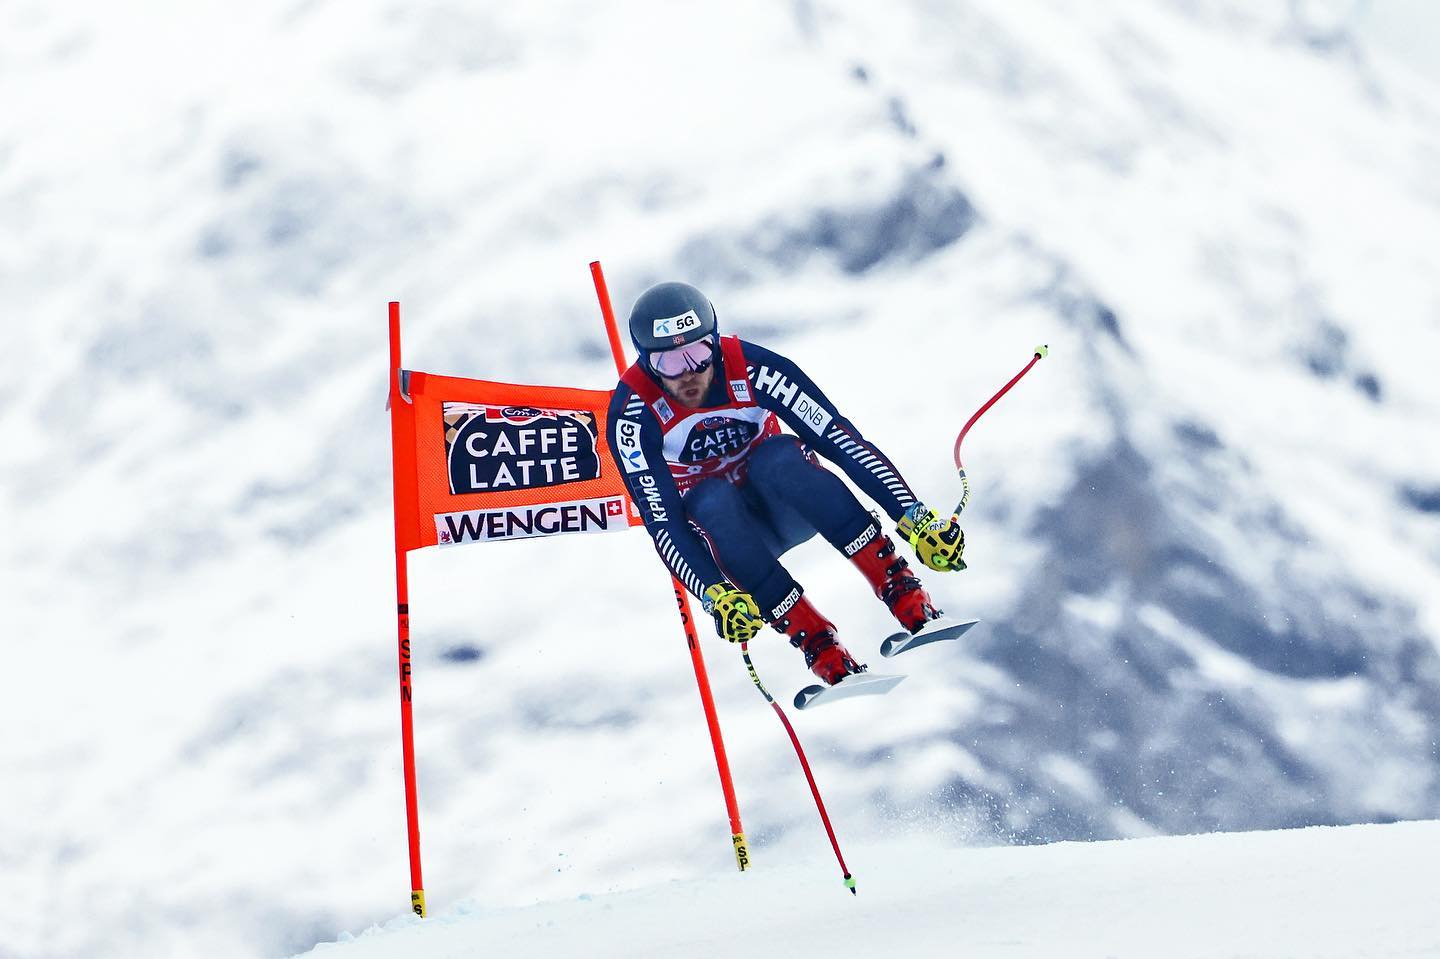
[794,671,906,710]
[879,616,980,658]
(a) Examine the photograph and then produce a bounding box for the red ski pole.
[739,642,857,895]
[952,345,1048,516]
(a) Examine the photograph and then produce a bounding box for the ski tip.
[794,672,905,709]
[881,617,981,657]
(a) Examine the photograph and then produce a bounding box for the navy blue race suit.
[605,336,921,623]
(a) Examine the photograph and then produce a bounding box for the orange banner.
[391,370,641,553]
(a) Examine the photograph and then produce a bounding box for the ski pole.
[952,345,1049,516]
[739,641,857,895]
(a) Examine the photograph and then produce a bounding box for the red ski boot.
[846,518,943,634]
[771,589,865,685]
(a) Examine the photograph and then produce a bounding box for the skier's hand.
[702,582,765,643]
[897,504,966,572]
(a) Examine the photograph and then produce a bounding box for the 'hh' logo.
[652,310,702,338]
[754,368,832,436]
[755,366,798,406]
[443,403,601,495]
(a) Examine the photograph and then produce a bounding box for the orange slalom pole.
[388,301,427,916]
[589,261,750,872]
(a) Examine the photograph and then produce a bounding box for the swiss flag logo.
[606,499,624,517]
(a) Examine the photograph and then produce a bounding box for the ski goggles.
[649,336,716,378]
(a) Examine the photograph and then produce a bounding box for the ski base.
[880,617,980,658]
[794,671,906,710]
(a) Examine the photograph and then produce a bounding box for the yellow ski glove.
[702,582,765,643]
[897,504,966,572]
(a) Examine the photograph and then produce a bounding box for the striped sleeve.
[742,339,920,521]
[822,420,919,516]
[605,382,726,600]
[655,528,707,598]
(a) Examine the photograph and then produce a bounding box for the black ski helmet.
[627,281,718,372]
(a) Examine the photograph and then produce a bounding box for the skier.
[606,281,966,686]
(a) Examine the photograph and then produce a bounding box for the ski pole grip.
[952,469,970,517]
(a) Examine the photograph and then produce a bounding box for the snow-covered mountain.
[3,2,1438,957]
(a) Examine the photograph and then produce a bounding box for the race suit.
[605,335,920,621]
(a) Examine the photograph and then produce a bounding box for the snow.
[300,821,1440,959]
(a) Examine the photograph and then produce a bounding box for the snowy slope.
[298,820,1440,959]
[3,1,1440,957]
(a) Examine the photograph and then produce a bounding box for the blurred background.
[2,1,1438,956]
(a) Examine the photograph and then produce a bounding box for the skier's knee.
[685,477,746,527]
[747,435,806,484]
